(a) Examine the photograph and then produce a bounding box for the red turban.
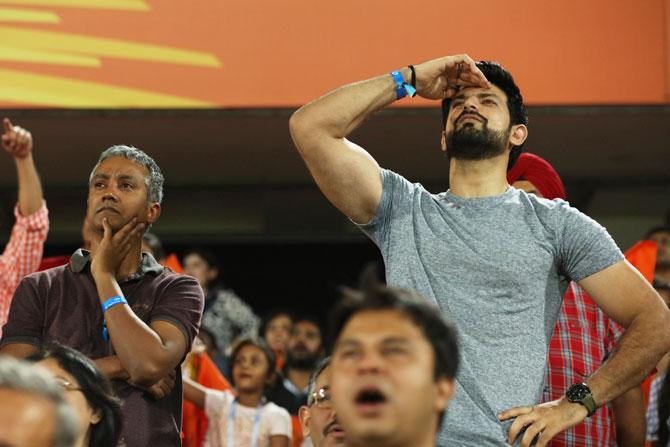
[507,152,566,200]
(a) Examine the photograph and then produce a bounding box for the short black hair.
[645,225,670,240]
[441,61,528,169]
[182,247,221,286]
[259,309,295,339]
[330,266,459,381]
[28,343,123,447]
[229,336,277,385]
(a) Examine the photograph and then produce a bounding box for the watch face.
[567,383,590,402]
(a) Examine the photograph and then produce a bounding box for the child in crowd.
[259,310,293,371]
[184,337,292,447]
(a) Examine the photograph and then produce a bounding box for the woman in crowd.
[29,343,123,447]
[184,336,292,447]
[259,310,293,371]
[183,248,260,355]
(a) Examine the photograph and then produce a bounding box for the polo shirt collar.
[70,249,164,279]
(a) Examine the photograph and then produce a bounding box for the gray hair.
[89,145,164,204]
[0,357,78,447]
[306,356,331,405]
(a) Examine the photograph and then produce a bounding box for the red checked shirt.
[543,282,624,447]
[0,202,49,336]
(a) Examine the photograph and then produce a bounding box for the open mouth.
[325,424,345,439]
[354,387,388,414]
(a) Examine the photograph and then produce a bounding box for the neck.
[287,367,311,391]
[448,155,509,198]
[236,388,264,407]
[76,431,90,447]
[90,235,143,280]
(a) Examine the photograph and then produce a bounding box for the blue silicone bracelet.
[101,295,127,313]
[390,71,407,100]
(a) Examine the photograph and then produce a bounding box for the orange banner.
[0,0,667,108]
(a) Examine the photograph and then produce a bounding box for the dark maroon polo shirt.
[1,249,204,447]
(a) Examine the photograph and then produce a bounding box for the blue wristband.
[390,71,407,99]
[101,295,127,313]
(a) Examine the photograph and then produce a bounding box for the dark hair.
[656,372,670,446]
[441,61,528,169]
[307,356,331,405]
[259,309,295,340]
[330,266,459,380]
[182,248,221,287]
[330,266,459,429]
[28,343,124,447]
[646,225,670,240]
[229,337,277,386]
[292,314,323,335]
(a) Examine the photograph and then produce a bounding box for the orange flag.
[624,240,657,283]
[182,353,231,447]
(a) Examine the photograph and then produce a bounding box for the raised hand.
[1,118,33,159]
[413,54,490,100]
[91,217,145,277]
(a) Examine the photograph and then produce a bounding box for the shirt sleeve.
[267,404,293,439]
[149,273,204,353]
[204,389,233,421]
[0,275,45,346]
[356,169,417,254]
[0,202,49,303]
[555,201,623,282]
[646,373,665,442]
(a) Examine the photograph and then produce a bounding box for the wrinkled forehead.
[450,83,508,107]
[90,156,149,182]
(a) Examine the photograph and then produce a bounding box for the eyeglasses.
[54,377,82,392]
[309,386,332,409]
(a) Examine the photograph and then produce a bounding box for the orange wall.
[0,0,667,107]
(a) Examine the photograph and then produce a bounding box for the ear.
[90,408,102,425]
[298,405,312,437]
[440,130,448,153]
[509,124,528,148]
[146,202,161,225]
[434,377,455,413]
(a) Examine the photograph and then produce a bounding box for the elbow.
[289,108,308,150]
[289,107,322,155]
[127,363,164,387]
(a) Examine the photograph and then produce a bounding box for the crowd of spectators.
[1,52,670,447]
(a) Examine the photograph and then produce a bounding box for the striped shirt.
[543,282,624,446]
[0,202,49,336]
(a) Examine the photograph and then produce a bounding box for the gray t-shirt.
[358,169,623,446]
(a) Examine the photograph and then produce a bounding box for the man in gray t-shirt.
[290,54,670,446]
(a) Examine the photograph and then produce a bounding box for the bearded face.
[445,110,511,161]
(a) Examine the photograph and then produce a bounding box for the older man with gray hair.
[0,146,204,446]
[299,357,346,447]
[0,356,78,447]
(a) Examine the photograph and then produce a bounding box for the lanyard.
[227,399,264,447]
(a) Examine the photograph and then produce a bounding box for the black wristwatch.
[565,382,597,417]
